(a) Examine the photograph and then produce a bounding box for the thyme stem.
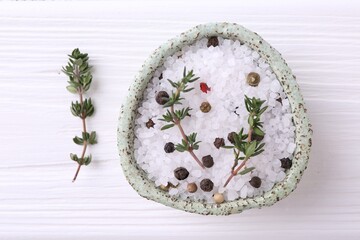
[72,92,88,182]
[223,129,253,187]
[170,93,205,169]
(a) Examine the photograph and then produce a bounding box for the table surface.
[1,1,360,239]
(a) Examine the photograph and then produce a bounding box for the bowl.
[117,22,312,215]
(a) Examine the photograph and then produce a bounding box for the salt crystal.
[287,142,296,154]
[227,190,239,201]
[276,171,286,182]
[192,170,202,178]
[169,188,179,195]
[240,185,248,198]
[270,80,281,93]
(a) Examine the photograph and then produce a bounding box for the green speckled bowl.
[117,22,312,215]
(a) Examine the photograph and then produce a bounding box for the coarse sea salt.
[134,37,296,203]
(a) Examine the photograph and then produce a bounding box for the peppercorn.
[200,101,211,113]
[145,119,155,129]
[280,158,292,169]
[213,193,225,204]
[159,73,163,80]
[159,183,170,191]
[200,178,214,192]
[164,142,175,153]
[276,97,282,105]
[227,132,237,144]
[214,137,225,149]
[246,72,260,87]
[187,183,198,193]
[202,155,214,168]
[155,91,169,105]
[174,167,189,180]
[251,133,264,142]
[207,36,219,47]
[159,182,176,191]
[249,176,262,188]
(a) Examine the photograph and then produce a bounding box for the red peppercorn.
[200,82,211,93]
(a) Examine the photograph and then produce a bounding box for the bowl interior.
[117,22,312,215]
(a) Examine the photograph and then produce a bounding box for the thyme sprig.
[159,68,205,169]
[62,48,97,182]
[175,133,201,152]
[222,96,268,187]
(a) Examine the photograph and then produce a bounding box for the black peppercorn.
[164,142,175,153]
[227,132,237,144]
[251,133,264,142]
[174,167,189,180]
[214,138,225,149]
[200,178,214,192]
[249,176,262,188]
[276,97,282,105]
[159,73,163,80]
[207,36,219,47]
[155,91,169,105]
[202,155,214,168]
[145,119,155,129]
[280,158,292,169]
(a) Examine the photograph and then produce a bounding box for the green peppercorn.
[174,167,189,180]
[246,72,260,87]
[164,142,175,153]
[214,138,225,149]
[145,119,155,129]
[207,36,219,47]
[200,178,214,192]
[202,155,214,168]
[227,132,237,144]
[200,101,211,113]
[249,176,262,188]
[280,158,292,169]
[155,91,169,105]
[187,182,198,193]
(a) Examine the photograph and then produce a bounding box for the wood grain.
[0,1,360,239]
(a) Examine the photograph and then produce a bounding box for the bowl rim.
[117,22,312,215]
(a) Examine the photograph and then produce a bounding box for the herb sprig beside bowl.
[62,48,97,182]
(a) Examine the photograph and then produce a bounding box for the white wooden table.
[1,1,360,239]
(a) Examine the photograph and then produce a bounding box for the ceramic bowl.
[117,22,312,215]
